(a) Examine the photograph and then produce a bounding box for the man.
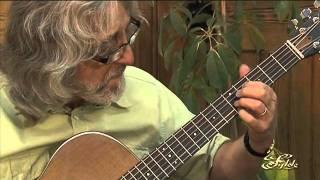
[0,1,277,180]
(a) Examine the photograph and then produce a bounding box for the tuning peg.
[313,41,320,49]
[300,8,312,19]
[291,19,299,26]
[314,0,320,8]
[299,27,307,34]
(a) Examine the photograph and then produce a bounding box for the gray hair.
[0,1,142,125]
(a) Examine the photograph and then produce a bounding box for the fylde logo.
[262,145,298,170]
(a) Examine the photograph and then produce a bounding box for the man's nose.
[115,46,134,65]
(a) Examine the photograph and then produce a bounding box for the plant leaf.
[163,40,176,70]
[189,13,212,27]
[223,23,242,54]
[169,51,183,96]
[206,16,215,28]
[169,9,187,36]
[158,15,170,56]
[176,5,193,21]
[217,44,240,82]
[206,49,229,90]
[274,1,290,21]
[183,35,200,73]
[246,22,265,50]
[181,88,199,113]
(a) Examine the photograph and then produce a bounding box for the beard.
[72,64,126,106]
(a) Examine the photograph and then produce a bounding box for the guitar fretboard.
[120,36,303,180]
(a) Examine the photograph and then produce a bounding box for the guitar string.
[121,20,318,180]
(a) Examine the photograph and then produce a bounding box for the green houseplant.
[158,1,299,180]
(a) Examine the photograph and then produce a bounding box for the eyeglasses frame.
[93,17,141,64]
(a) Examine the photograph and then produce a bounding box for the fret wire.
[157,150,176,171]
[181,128,201,149]
[152,148,170,177]
[144,155,163,179]
[165,135,192,163]
[209,103,228,123]
[243,75,250,81]
[199,112,218,132]
[120,175,127,180]
[269,55,299,82]
[130,167,144,180]
[220,95,238,113]
[165,137,191,161]
[171,133,193,157]
[127,170,136,180]
[233,78,247,90]
[224,86,238,99]
[211,97,236,120]
[183,119,209,146]
[138,146,174,179]
[263,47,298,84]
[257,65,274,83]
[146,144,182,179]
[140,159,158,179]
[271,55,287,72]
[146,159,164,180]
[190,120,210,141]
[156,148,177,172]
[247,68,264,81]
[163,141,184,164]
[246,46,286,85]
[231,85,239,91]
[135,165,147,179]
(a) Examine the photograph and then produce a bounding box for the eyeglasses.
[93,17,141,64]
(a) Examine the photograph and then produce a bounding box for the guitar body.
[39,132,138,180]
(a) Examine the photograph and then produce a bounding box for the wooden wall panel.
[312,56,320,180]
[290,59,313,180]
[0,1,10,44]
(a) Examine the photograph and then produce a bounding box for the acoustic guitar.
[39,5,320,180]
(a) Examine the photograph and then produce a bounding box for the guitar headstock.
[289,0,320,58]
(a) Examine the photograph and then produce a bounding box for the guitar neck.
[121,39,302,180]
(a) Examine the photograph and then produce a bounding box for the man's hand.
[234,64,277,153]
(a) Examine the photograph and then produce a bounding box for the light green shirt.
[0,66,228,180]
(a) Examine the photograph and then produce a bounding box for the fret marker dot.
[168,154,172,158]
[174,161,177,164]
[193,132,197,136]
[229,93,232,96]
[162,148,165,151]
[146,173,150,176]
[213,117,216,119]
